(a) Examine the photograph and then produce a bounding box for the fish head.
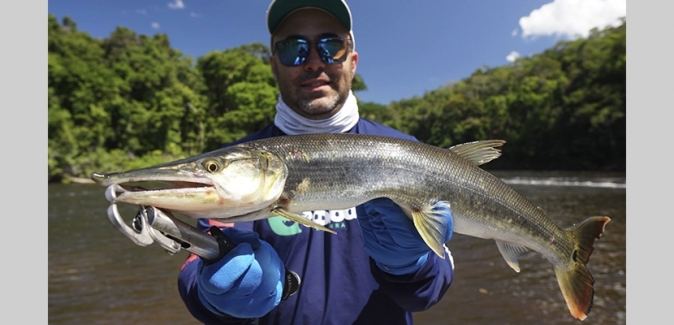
[90,147,288,219]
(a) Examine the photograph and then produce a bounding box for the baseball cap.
[266,0,353,35]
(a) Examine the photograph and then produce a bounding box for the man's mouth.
[301,79,331,90]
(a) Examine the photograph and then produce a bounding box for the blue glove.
[197,227,284,319]
[357,198,453,275]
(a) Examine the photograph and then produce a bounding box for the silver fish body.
[91,133,609,321]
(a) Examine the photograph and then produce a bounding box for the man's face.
[270,8,358,120]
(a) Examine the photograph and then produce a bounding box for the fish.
[91,133,610,321]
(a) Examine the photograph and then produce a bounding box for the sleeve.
[176,220,257,325]
[369,246,454,312]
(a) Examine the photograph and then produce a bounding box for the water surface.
[48,171,626,324]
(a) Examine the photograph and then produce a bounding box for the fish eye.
[202,159,220,173]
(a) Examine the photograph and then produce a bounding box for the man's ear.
[350,51,359,75]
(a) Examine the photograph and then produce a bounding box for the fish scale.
[245,135,559,247]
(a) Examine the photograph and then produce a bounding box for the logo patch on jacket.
[267,208,357,236]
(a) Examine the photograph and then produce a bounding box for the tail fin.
[554,216,611,321]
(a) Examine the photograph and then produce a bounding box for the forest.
[48,14,626,182]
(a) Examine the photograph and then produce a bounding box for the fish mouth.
[92,172,216,203]
[91,172,214,189]
[109,181,216,204]
[118,180,211,192]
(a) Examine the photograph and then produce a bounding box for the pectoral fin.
[271,208,336,234]
[410,201,452,259]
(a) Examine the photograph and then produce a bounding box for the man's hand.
[357,198,453,275]
[197,227,284,319]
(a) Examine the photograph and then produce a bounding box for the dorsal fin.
[448,140,506,166]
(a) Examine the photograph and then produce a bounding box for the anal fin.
[495,240,529,272]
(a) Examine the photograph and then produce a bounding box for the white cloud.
[511,28,518,37]
[190,12,200,18]
[135,9,147,15]
[519,0,626,39]
[506,51,521,62]
[168,0,185,9]
[151,22,160,29]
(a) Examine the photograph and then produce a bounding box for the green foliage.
[47,15,626,182]
[358,101,393,124]
[351,74,367,92]
[387,20,626,170]
[196,45,278,149]
[47,16,281,181]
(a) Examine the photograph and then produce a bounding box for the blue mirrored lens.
[318,39,349,64]
[276,39,309,66]
[274,38,349,66]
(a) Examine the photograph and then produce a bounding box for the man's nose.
[303,46,326,71]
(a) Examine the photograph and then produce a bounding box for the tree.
[196,44,278,149]
[47,15,626,182]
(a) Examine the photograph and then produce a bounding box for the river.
[48,171,626,325]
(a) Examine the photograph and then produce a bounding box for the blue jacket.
[178,118,454,325]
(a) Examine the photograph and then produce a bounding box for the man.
[178,1,455,324]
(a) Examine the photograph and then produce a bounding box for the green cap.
[266,0,353,34]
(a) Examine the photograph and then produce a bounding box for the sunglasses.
[273,37,352,67]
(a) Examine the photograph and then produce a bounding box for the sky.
[47,0,626,104]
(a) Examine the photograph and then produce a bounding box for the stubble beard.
[275,64,351,119]
[296,90,342,118]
